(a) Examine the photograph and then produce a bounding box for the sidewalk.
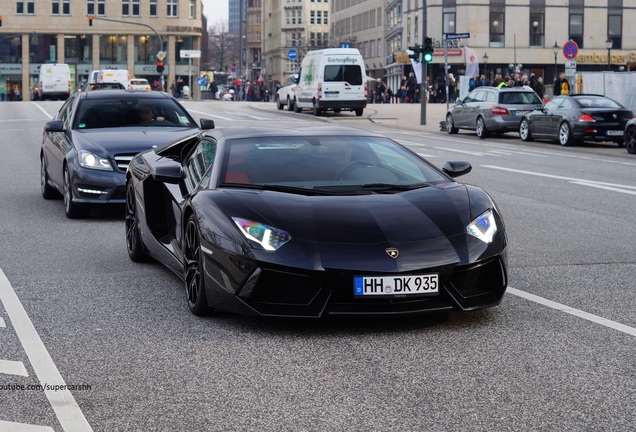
[248,100,450,133]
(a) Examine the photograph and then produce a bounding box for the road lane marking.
[31,103,54,120]
[0,317,5,327]
[508,287,636,337]
[435,147,485,156]
[0,269,92,432]
[483,165,636,194]
[0,420,55,432]
[0,359,28,377]
[187,109,234,121]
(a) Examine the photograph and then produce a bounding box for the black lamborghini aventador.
[125,126,508,317]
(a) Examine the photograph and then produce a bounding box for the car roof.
[80,90,173,100]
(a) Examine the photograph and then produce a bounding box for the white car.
[276,74,298,111]
[129,78,151,91]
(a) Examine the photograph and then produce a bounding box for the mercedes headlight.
[232,217,291,251]
[466,209,497,243]
[78,150,113,171]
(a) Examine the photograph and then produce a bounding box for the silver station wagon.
[445,87,543,138]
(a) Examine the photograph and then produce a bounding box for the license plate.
[514,110,529,116]
[354,274,439,296]
[324,92,338,98]
[606,130,624,136]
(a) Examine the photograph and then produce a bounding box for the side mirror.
[442,161,472,178]
[152,163,184,184]
[456,98,463,105]
[200,118,215,130]
[44,120,65,132]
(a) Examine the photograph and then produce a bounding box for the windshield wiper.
[314,183,429,192]
[221,183,335,195]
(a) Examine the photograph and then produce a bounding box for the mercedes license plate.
[606,130,624,136]
[514,110,529,116]
[354,274,439,296]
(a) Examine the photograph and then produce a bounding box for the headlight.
[232,217,291,251]
[466,209,497,243]
[78,150,113,171]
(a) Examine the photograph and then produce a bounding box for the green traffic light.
[423,52,433,62]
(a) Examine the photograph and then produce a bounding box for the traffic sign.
[288,49,298,60]
[445,33,470,40]
[156,51,166,61]
[180,50,201,58]
[562,40,579,60]
[196,77,207,87]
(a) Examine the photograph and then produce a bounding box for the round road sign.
[562,41,579,60]
[288,49,298,60]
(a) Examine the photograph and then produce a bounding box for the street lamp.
[605,38,613,70]
[483,52,489,79]
[552,41,559,83]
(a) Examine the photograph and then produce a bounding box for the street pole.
[420,1,427,126]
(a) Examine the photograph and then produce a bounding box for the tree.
[206,20,240,74]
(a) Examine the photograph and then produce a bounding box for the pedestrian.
[374,78,386,103]
[448,73,457,103]
[0,86,5,102]
[536,76,546,100]
[406,73,417,104]
[553,72,569,96]
[210,80,218,100]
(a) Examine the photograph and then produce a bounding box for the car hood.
[72,127,198,156]
[200,183,500,270]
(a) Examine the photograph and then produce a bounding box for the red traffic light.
[0,16,3,28]
[88,15,93,26]
[156,61,165,74]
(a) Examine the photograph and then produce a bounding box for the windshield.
[75,97,196,129]
[220,135,449,192]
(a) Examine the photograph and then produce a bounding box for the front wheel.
[63,166,88,219]
[183,215,212,316]
[519,118,533,141]
[625,126,636,154]
[445,114,459,134]
[276,95,284,110]
[354,108,363,117]
[293,98,302,113]
[475,117,488,139]
[558,122,573,146]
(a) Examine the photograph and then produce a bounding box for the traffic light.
[0,16,3,28]
[156,61,164,74]
[88,15,93,26]
[408,45,422,62]
[423,37,434,62]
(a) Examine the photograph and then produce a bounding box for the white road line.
[187,109,234,121]
[483,165,636,193]
[0,270,92,432]
[0,420,55,432]
[0,317,5,327]
[508,287,636,337]
[30,103,53,120]
[0,359,29,377]
[416,152,438,158]
[435,147,485,156]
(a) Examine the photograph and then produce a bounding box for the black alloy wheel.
[63,165,88,219]
[625,126,636,154]
[184,215,211,316]
[125,180,150,262]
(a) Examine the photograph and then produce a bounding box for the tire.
[183,215,212,316]
[475,117,488,139]
[334,108,342,113]
[625,126,636,154]
[519,118,533,141]
[125,180,150,262]
[354,108,363,117]
[287,97,294,112]
[445,114,459,134]
[293,98,302,113]
[558,122,573,146]
[63,165,88,219]
[276,95,284,110]
[313,101,322,116]
[40,155,59,199]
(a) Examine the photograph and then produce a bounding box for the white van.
[89,69,130,88]
[294,48,367,117]
[38,63,71,100]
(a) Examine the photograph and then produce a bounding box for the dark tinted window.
[324,65,363,85]
[185,139,217,190]
[499,92,542,104]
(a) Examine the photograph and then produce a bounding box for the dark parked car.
[446,86,543,138]
[84,82,126,91]
[40,89,215,218]
[125,126,508,317]
[519,94,634,146]
[624,118,636,154]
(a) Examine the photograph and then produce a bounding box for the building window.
[324,12,328,25]
[16,1,24,14]
[529,3,545,48]
[443,10,456,35]
[489,6,504,47]
[132,0,140,16]
[317,11,322,25]
[52,0,60,14]
[608,0,622,49]
[150,0,157,16]
[569,1,584,48]
[310,11,315,24]
[167,0,178,17]
[122,0,130,16]
[98,0,105,15]
[62,0,70,15]
[189,0,196,18]
[87,0,95,15]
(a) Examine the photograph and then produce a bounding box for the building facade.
[0,0,205,101]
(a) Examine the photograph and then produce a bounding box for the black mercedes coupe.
[125,126,508,318]
[40,89,214,218]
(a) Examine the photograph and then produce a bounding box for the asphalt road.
[0,99,634,431]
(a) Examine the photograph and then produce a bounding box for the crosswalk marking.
[0,359,28,377]
[0,420,55,432]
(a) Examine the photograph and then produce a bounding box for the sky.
[201,0,229,25]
